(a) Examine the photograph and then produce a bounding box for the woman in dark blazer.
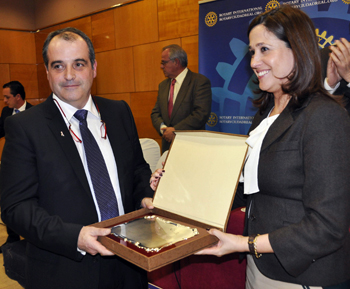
[196,5,350,288]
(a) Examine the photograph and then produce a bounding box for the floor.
[0,222,23,289]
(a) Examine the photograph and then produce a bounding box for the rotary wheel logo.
[207,112,218,127]
[265,0,280,11]
[316,29,334,48]
[342,0,350,4]
[205,12,218,27]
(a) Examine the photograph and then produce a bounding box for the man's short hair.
[42,27,95,69]
[163,44,188,68]
[3,81,26,100]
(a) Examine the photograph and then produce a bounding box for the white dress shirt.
[12,101,27,115]
[53,94,125,221]
[324,78,350,94]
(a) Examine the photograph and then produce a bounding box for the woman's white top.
[240,112,279,195]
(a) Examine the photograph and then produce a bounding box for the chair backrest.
[156,150,168,170]
[139,138,160,173]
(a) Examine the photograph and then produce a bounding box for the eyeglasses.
[54,97,107,143]
[160,60,173,66]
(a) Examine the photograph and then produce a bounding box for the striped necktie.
[74,109,119,220]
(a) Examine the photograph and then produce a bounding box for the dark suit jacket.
[245,94,350,286]
[151,69,212,153]
[0,102,33,138]
[0,95,154,289]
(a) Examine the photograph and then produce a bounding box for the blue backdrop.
[200,0,350,134]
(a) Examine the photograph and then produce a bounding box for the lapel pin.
[60,131,65,137]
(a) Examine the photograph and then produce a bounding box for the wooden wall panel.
[114,0,158,49]
[130,91,159,139]
[35,26,60,64]
[0,96,5,157]
[181,35,199,73]
[95,48,135,94]
[0,64,10,88]
[34,0,129,29]
[59,17,92,40]
[92,10,116,53]
[0,0,202,145]
[0,101,5,114]
[0,138,5,158]
[0,31,36,64]
[28,99,45,106]
[99,93,131,105]
[91,79,97,96]
[158,0,199,41]
[133,39,181,92]
[35,32,50,64]
[36,63,52,99]
[9,64,39,99]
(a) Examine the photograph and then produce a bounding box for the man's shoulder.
[94,95,127,107]
[159,77,170,87]
[300,93,348,122]
[1,106,13,114]
[185,69,210,83]
[93,96,131,116]
[26,102,33,109]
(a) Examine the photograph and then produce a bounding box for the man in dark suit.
[0,27,154,289]
[0,81,33,138]
[321,37,350,112]
[0,80,32,253]
[151,44,212,153]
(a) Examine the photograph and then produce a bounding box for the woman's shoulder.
[305,92,346,114]
[299,92,350,129]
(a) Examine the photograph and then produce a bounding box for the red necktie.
[168,79,176,118]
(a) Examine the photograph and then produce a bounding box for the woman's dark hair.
[247,5,328,112]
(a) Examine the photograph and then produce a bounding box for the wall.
[0,0,200,155]
[0,0,35,30]
[34,0,130,29]
[0,0,129,30]
[0,29,43,152]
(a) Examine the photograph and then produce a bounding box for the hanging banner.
[200,0,350,134]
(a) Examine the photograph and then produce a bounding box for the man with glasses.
[0,27,154,289]
[151,44,212,153]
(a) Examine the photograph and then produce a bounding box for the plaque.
[111,215,199,253]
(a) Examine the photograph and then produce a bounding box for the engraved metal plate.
[111,215,199,252]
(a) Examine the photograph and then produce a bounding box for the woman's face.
[249,24,294,98]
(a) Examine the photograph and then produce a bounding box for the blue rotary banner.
[200,0,350,134]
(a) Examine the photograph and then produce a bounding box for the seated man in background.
[0,81,33,138]
[0,80,32,253]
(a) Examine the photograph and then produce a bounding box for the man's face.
[160,49,178,79]
[3,87,20,109]
[46,35,97,109]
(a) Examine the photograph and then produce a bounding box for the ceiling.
[0,0,133,30]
